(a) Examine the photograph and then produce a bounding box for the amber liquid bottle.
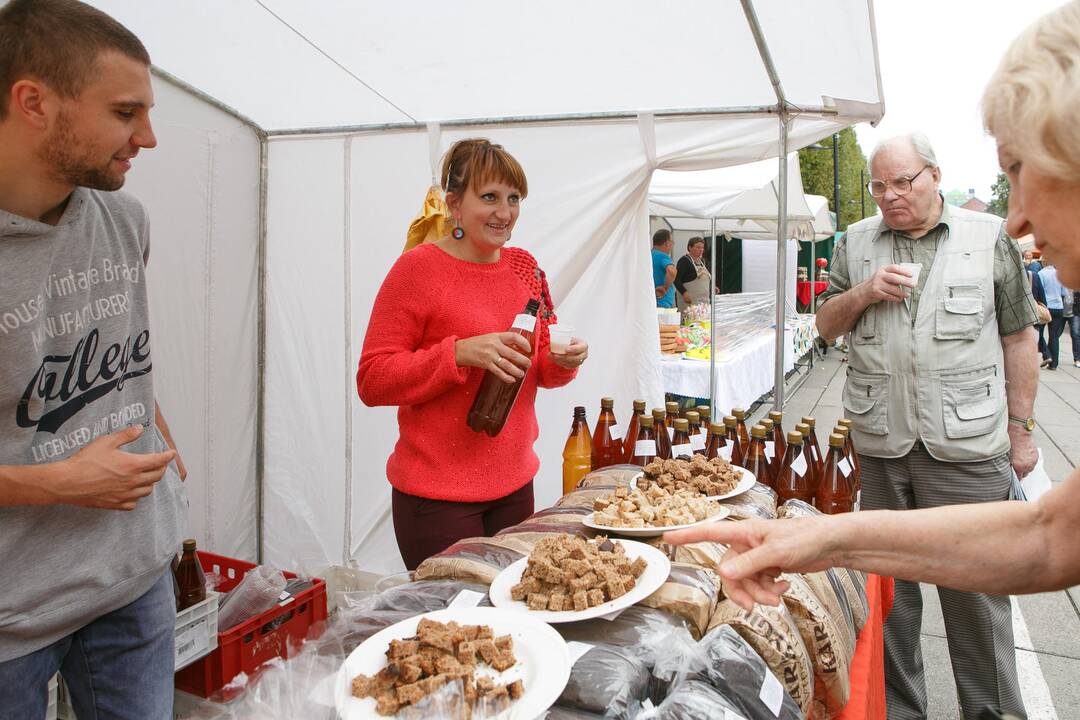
[732,408,750,447]
[704,422,728,460]
[696,405,712,441]
[665,402,681,440]
[815,432,854,514]
[467,299,540,436]
[776,431,813,504]
[630,414,658,467]
[836,418,862,508]
[621,399,646,463]
[833,426,856,501]
[175,539,206,611]
[795,422,819,494]
[562,406,593,494]
[740,424,775,489]
[592,397,620,470]
[760,418,778,478]
[768,410,787,461]
[652,408,673,460]
[685,411,706,456]
[801,416,825,481]
[723,415,743,464]
[670,418,693,459]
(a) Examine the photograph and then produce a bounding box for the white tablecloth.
[661,328,798,408]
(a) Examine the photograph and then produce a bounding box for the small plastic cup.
[898,262,922,287]
[549,324,574,354]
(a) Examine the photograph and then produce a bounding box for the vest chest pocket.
[853,257,885,345]
[935,283,984,341]
[941,369,1004,439]
[842,369,888,435]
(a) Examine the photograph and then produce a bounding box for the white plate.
[630,466,757,501]
[581,506,730,537]
[334,607,570,720]
[488,540,671,624]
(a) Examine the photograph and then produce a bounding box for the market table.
[838,574,895,720]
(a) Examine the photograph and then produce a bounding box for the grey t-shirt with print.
[0,187,186,662]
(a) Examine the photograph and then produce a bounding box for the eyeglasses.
[867,166,930,198]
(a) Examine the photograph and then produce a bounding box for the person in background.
[673,236,716,309]
[1032,264,1053,366]
[651,228,677,308]
[669,4,1080,718]
[1069,289,1080,368]
[357,138,588,570]
[0,2,187,718]
[1038,261,1069,369]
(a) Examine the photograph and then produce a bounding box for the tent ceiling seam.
[251,0,416,124]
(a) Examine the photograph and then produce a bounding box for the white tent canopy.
[81,0,883,573]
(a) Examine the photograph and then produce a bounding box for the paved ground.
[753,331,1080,719]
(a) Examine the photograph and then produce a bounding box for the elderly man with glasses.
[814,133,1039,719]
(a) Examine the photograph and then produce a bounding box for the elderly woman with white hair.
[666,1,1080,716]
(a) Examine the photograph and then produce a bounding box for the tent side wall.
[126,76,262,561]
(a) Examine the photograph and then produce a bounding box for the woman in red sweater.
[357,139,588,569]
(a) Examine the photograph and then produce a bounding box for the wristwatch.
[1008,415,1036,432]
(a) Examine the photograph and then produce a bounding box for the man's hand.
[655,285,669,300]
[1009,425,1038,478]
[55,425,177,511]
[682,292,692,304]
[664,516,838,610]
[862,264,916,304]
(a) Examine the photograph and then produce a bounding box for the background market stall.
[86,0,884,576]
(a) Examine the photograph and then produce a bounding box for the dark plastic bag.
[556,642,650,719]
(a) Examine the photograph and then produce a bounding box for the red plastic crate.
[174,551,327,699]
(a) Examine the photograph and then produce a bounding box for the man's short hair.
[0,0,150,120]
[869,132,939,170]
[652,228,672,246]
[687,236,705,251]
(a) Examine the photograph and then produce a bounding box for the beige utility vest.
[841,207,1009,462]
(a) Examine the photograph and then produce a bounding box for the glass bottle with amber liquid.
[801,416,825,480]
[175,539,206,611]
[815,432,854,514]
[705,422,728,460]
[740,424,775,489]
[836,419,862,508]
[832,426,856,503]
[768,410,787,460]
[591,397,620,470]
[670,418,694,459]
[621,399,647,463]
[732,408,750,446]
[760,418,778,478]
[723,415,743,464]
[696,405,712,442]
[776,431,813,504]
[665,402,681,440]
[562,406,593,494]
[685,411,707,456]
[652,408,673,460]
[630,414,658,467]
[795,422,819,494]
[467,299,539,436]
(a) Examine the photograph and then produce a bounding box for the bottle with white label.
[815,432,854,514]
[795,422,819,494]
[685,411,707,455]
[834,425,860,510]
[760,418,778,477]
[630,415,659,467]
[620,400,647,464]
[466,299,539,436]
[740,424,774,489]
[591,397,620,470]
[836,418,862,509]
[776,431,813,504]
[651,408,673,460]
[670,418,694,459]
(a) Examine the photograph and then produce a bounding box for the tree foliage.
[987,172,1010,218]
[797,127,874,231]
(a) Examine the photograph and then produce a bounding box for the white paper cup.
[549,324,574,354]
[898,262,922,287]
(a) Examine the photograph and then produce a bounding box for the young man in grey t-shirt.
[0,2,188,718]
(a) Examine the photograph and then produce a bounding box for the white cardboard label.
[672,443,693,457]
[599,607,626,621]
[719,445,734,461]
[791,453,808,476]
[511,313,536,332]
[855,488,862,512]
[690,434,706,451]
[764,440,775,460]
[634,439,657,457]
[607,424,624,442]
[760,668,785,716]
[448,589,485,609]
[839,457,853,475]
[566,641,594,665]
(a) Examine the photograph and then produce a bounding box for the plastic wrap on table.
[720,482,778,520]
[413,536,528,585]
[555,485,620,510]
[776,497,820,519]
[576,465,641,489]
[782,573,852,718]
[216,565,288,632]
[705,291,804,356]
[542,707,605,719]
[370,579,492,614]
[556,605,691,668]
[555,642,651,719]
[709,598,815,718]
[639,562,722,639]
[641,679,746,720]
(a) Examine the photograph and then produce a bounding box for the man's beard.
[38,111,126,192]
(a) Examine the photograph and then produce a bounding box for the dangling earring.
[452,217,464,240]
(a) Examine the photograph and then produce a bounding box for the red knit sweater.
[357,244,577,502]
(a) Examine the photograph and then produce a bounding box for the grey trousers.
[860,443,1027,720]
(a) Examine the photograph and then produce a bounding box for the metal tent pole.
[773,120,790,410]
[709,217,717,411]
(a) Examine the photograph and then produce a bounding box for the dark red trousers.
[391,482,534,570]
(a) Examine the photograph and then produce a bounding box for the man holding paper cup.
[812,132,1040,719]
